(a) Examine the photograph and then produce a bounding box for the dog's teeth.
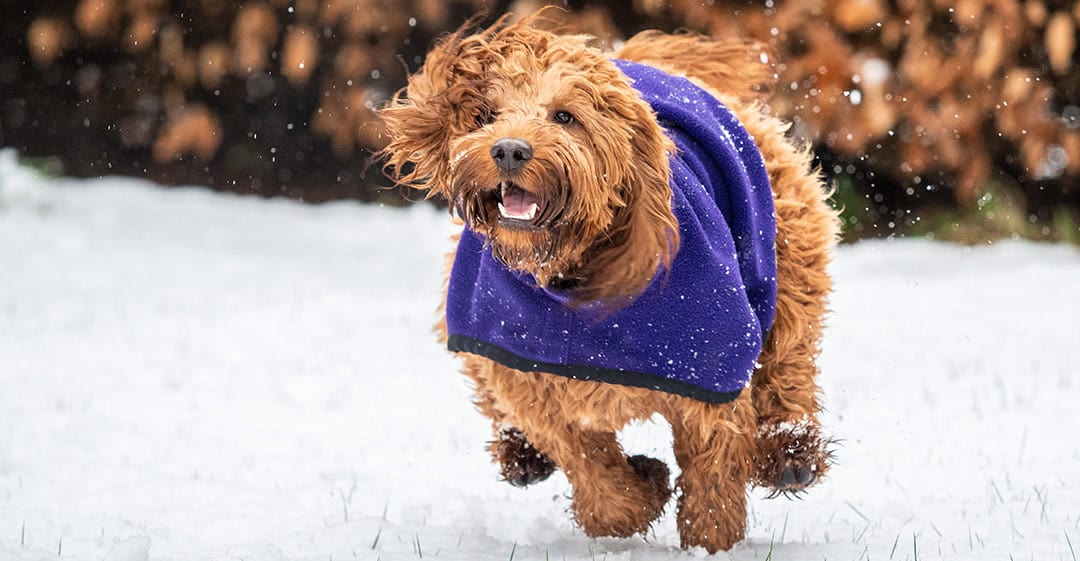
[498,202,539,221]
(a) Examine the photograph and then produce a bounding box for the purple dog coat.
[444,59,777,404]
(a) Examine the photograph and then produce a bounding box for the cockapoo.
[379,15,839,553]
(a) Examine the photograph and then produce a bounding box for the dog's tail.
[613,31,774,102]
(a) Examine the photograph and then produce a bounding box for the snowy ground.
[1,150,1079,561]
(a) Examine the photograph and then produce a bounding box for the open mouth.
[495,181,540,224]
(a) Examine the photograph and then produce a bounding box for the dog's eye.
[475,108,498,129]
[553,110,575,125]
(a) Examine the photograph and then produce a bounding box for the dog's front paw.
[627,454,673,514]
[493,428,556,487]
[753,420,834,497]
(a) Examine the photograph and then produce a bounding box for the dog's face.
[380,19,678,305]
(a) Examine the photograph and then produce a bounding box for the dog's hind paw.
[753,420,834,497]
[493,428,556,487]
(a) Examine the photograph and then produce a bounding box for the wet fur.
[380,16,839,553]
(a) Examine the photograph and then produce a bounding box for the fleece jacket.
[444,59,777,404]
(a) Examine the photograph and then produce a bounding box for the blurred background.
[2,0,1078,243]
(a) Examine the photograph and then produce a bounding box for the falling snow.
[1,153,1079,560]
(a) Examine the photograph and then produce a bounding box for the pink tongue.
[502,186,538,215]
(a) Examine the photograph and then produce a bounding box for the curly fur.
[379,14,840,553]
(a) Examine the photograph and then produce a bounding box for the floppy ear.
[378,28,495,198]
[577,91,680,305]
[628,105,681,273]
[625,99,680,264]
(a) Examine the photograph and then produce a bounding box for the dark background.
[2,0,1078,241]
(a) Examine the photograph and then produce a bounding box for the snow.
[1,150,1079,561]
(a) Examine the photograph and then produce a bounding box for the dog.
[379,14,839,553]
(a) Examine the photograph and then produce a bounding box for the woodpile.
[625,0,1080,226]
[3,0,1078,228]
[3,0,488,200]
[529,0,1079,217]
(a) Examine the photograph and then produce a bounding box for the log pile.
[655,0,1080,222]
[5,0,488,200]
[530,0,1080,228]
[3,0,1078,231]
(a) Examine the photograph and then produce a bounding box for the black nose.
[490,138,532,171]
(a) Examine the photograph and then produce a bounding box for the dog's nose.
[490,138,532,171]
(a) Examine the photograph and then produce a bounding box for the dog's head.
[380,16,678,306]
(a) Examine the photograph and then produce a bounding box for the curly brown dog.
[380,15,839,553]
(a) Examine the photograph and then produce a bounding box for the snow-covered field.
[2,150,1079,561]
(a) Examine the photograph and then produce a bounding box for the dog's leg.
[490,426,556,487]
[668,394,756,553]
[752,327,832,495]
[525,425,671,538]
[751,195,836,494]
[460,356,557,486]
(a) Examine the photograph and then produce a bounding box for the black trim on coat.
[447,334,743,405]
